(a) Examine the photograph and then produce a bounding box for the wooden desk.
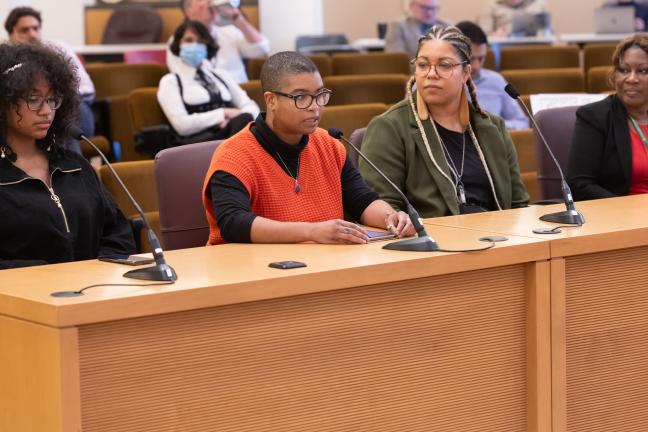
[425,195,648,432]
[0,226,550,432]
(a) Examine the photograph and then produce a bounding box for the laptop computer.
[595,7,635,34]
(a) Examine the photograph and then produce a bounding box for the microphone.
[504,84,585,226]
[327,128,439,251]
[68,125,177,283]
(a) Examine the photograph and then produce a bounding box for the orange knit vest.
[202,126,347,245]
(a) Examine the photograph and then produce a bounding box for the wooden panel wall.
[562,246,648,432]
[78,265,529,432]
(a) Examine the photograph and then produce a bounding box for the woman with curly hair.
[0,42,134,269]
[359,25,528,217]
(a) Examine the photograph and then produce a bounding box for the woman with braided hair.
[359,25,528,217]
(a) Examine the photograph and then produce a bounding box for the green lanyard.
[629,116,648,153]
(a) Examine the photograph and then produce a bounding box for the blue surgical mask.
[179,42,208,68]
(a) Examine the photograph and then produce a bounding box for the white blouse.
[157,56,260,136]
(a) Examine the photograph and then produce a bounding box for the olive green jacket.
[359,97,529,218]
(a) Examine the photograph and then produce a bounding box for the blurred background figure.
[478,0,549,37]
[178,0,270,83]
[604,0,648,31]
[4,6,96,152]
[456,21,528,129]
[384,0,449,58]
[158,20,259,144]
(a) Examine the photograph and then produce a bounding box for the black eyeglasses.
[24,95,63,111]
[271,89,332,109]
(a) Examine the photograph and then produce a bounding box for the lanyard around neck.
[629,115,648,153]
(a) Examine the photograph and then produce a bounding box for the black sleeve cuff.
[341,157,380,221]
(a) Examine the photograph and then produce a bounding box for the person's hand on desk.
[385,210,416,238]
[310,219,369,244]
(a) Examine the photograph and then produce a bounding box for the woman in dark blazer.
[568,34,648,200]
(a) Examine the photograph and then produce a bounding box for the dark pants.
[211,112,254,140]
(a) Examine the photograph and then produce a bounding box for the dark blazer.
[567,94,632,201]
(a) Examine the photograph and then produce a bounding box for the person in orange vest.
[202,51,415,245]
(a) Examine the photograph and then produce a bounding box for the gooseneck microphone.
[68,125,177,283]
[504,84,585,226]
[327,128,439,251]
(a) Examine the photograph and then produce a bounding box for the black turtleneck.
[208,113,379,243]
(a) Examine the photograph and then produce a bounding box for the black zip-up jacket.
[0,150,135,269]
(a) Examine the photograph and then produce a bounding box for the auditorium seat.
[318,103,387,139]
[80,135,112,160]
[86,63,167,162]
[239,79,265,109]
[101,6,162,44]
[87,63,167,101]
[246,57,266,80]
[587,66,614,93]
[246,54,333,80]
[583,43,616,72]
[100,160,160,252]
[155,141,222,250]
[500,45,580,71]
[324,74,409,106]
[534,106,578,200]
[128,87,166,132]
[331,52,410,75]
[347,127,366,168]
[501,68,585,95]
[509,129,539,203]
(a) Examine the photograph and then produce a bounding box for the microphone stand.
[328,129,439,251]
[504,85,585,225]
[74,127,177,282]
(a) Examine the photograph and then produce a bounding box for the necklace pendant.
[295,181,301,193]
[458,184,466,204]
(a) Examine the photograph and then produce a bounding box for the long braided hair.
[414,25,488,119]
[405,25,502,211]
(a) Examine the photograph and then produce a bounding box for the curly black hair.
[169,20,219,60]
[0,42,80,161]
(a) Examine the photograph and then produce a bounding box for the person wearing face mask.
[173,0,270,83]
[157,20,259,144]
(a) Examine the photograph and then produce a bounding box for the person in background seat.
[158,20,259,143]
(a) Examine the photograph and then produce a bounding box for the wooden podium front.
[0,226,550,432]
[426,195,648,432]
